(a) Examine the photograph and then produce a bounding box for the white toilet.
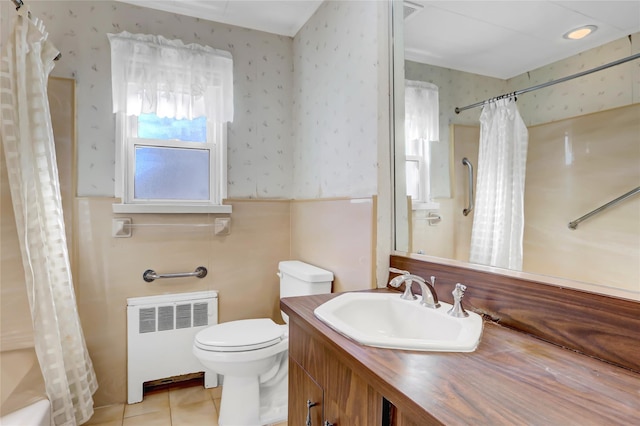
[193,260,333,426]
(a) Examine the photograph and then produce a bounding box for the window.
[405,137,430,202]
[117,113,226,210]
[404,80,439,209]
[108,32,233,213]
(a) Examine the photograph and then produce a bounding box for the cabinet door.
[289,357,324,426]
[323,353,383,425]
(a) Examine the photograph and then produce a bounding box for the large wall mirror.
[392,1,640,299]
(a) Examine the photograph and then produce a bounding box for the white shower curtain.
[0,10,97,426]
[469,98,528,270]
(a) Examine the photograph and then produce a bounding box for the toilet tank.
[278,261,333,323]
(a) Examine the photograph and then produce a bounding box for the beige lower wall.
[2,193,377,407]
[77,196,375,406]
[523,105,640,292]
[290,198,376,293]
[74,198,290,406]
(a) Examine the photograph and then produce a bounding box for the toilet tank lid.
[279,260,334,282]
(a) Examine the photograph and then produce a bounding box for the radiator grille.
[137,302,209,333]
[158,306,174,331]
[139,307,156,333]
[193,302,208,327]
[176,304,191,329]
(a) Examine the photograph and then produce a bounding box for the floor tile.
[84,421,123,426]
[122,409,171,426]
[170,399,218,426]
[85,404,125,425]
[124,391,169,418]
[169,385,211,407]
[88,385,288,425]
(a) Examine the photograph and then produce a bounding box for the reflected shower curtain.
[469,98,528,270]
[0,10,97,426]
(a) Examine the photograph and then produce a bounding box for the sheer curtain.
[405,80,439,142]
[0,10,97,426]
[405,80,439,202]
[469,98,528,270]
[107,31,234,121]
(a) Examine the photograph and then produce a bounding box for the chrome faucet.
[388,269,440,309]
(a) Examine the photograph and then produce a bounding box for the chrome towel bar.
[568,186,640,230]
[143,266,208,282]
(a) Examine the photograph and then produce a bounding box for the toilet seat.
[195,318,285,352]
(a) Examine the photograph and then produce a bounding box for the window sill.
[411,201,440,211]
[112,203,232,214]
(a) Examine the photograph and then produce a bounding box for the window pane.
[134,146,210,200]
[405,138,423,156]
[406,160,420,201]
[137,113,207,142]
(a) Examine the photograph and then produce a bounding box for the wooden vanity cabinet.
[288,319,418,426]
[284,292,640,426]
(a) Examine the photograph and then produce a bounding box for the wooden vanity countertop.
[281,290,640,425]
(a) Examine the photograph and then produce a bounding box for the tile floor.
[85,385,287,426]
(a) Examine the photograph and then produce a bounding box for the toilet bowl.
[193,260,333,426]
[193,318,289,426]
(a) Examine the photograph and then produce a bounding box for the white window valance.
[405,80,439,142]
[108,31,233,122]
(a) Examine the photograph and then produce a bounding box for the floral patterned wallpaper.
[2,1,294,198]
[292,0,380,198]
[511,32,639,126]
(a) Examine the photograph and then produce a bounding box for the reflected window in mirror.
[405,80,439,209]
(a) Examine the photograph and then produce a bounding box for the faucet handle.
[447,283,469,318]
[399,278,417,300]
[389,268,418,300]
[453,283,466,296]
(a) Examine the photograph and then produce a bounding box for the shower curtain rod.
[455,53,640,114]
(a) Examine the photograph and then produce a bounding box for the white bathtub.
[1,399,51,426]
[0,348,52,426]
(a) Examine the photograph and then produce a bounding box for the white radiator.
[127,290,218,404]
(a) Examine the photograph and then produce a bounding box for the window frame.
[405,154,425,202]
[113,112,230,214]
[405,139,440,211]
[405,137,430,204]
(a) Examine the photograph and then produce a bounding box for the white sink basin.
[314,292,483,352]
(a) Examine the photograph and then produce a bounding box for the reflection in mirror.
[392,1,640,298]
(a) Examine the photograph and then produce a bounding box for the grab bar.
[462,158,474,216]
[143,266,208,282]
[568,186,640,230]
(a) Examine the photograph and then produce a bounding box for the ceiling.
[405,1,640,79]
[116,0,323,37]
[118,1,640,80]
